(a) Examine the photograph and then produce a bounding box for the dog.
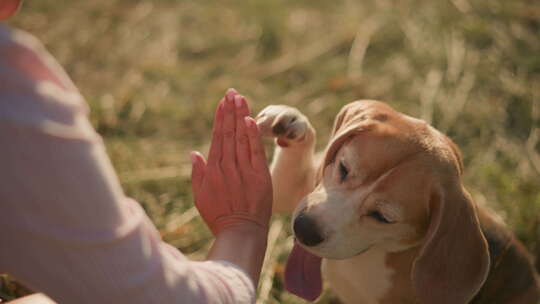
[256,100,540,304]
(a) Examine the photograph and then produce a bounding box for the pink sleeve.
[0,25,255,304]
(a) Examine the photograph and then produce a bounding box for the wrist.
[210,214,270,236]
[215,221,269,239]
[209,220,270,285]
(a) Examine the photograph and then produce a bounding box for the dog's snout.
[294,213,325,247]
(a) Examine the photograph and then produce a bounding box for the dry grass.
[3,0,540,302]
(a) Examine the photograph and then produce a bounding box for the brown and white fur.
[255,101,540,304]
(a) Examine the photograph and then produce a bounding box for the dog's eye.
[338,160,349,181]
[368,210,394,224]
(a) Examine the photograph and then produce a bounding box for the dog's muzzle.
[294,213,325,247]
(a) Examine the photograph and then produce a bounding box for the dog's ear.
[412,185,490,304]
[441,134,464,175]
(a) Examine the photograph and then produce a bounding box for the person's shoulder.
[0,25,95,140]
[0,23,17,43]
[0,23,28,41]
[0,24,43,53]
[0,24,79,91]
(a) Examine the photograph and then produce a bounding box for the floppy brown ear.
[412,185,490,304]
[441,134,464,175]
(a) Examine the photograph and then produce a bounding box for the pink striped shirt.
[0,25,255,304]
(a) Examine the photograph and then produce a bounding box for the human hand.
[191,89,273,236]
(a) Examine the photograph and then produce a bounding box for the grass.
[3,0,540,302]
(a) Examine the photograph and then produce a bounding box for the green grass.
[4,0,540,302]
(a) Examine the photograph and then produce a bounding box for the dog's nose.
[293,213,325,247]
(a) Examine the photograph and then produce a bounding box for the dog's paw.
[255,105,314,147]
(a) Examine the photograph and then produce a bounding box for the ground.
[2,0,540,303]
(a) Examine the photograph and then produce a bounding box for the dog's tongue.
[285,242,323,301]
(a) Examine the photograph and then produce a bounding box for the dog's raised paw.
[255,105,314,147]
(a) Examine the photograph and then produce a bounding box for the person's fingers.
[190,151,207,192]
[207,99,225,166]
[245,116,269,170]
[221,89,238,166]
[235,95,252,169]
[235,95,251,127]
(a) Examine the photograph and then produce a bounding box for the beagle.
[256,101,540,304]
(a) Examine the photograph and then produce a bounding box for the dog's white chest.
[323,248,394,304]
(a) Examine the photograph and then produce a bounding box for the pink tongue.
[285,242,323,301]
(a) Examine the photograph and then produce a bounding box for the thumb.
[190,151,207,192]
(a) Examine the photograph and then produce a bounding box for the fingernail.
[226,88,237,102]
[235,95,243,108]
[244,116,254,127]
[190,152,198,164]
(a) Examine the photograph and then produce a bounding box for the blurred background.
[2,0,539,303]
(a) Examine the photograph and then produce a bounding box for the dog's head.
[285,100,489,303]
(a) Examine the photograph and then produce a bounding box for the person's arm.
[190,89,273,286]
[0,26,265,304]
[207,224,268,286]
